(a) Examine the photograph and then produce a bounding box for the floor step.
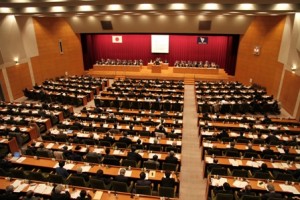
[184,78,195,85]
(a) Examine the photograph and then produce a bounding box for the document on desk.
[92,191,103,200]
[205,157,213,164]
[12,180,22,189]
[296,164,300,169]
[203,142,213,148]
[27,184,37,191]
[277,148,285,154]
[211,178,228,187]
[281,163,290,169]
[34,184,48,194]
[233,180,248,188]
[71,190,81,199]
[14,183,28,193]
[93,148,104,154]
[279,184,300,194]
[296,149,300,154]
[81,165,91,172]
[229,159,240,167]
[113,150,124,155]
[16,157,26,163]
[46,143,54,149]
[43,185,54,195]
[246,161,259,168]
[272,162,283,169]
[64,163,75,170]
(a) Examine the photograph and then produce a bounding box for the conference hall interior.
[0,1,299,200]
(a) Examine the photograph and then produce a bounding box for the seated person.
[102,132,115,145]
[118,132,132,147]
[237,185,256,198]
[133,139,144,150]
[37,143,53,157]
[213,182,233,195]
[76,190,92,200]
[103,148,118,160]
[73,167,89,182]
[136,171,152,187]
[145,154,160,169]
[261,183,282,200]
[127,146,143,163]
[262,144,275,156]
[165,151,178,164]
[55,160,69,178]
[92,169,112,186]
[114,168,129,185]
[161,170,175,188]
[51,184,71,200]
[1,185,19,200]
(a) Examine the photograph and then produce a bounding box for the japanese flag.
[112,36,122,43]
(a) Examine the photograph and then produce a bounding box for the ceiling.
[0,0,299,17]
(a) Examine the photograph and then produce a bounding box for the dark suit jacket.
[127,152,142,162]
[261,192,282,200]
[136,179,152,187]
[56,167,69,178]
[119,137,132,146]
[51,191,71,200]
[115,175,129,185]
[165,156,178,164]
[74,173,89,182]
[161,177,175,188]
[1,192,19,200]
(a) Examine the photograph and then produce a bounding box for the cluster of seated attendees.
[23,76,107,107]
[174,60,219,68]
[96,58,143,66]
[196,81,280,115]
[95,79,184,112]
[200,113,300,199]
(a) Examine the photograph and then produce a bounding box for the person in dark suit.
[261,183,282,200]
[73,118,83,130]
[127,146,142,163]
[118,132,132,147]
[237,185,256,198]
[134,139,144,150]
[0,155,13,171]
[217,129,229,139]
[213,182,233,196]
[76,190,92,200]
[102,132,115,145]
[55,160,69,178]
[93,169,112,186]
[244,143,257,153]
[74,167,89,182]
[136,171,152,187]
[265,133,279,144]
[165,151,178,164]
[51,184,71,200]
[1,185,19,200]
[161,170,175,188]
[114,168,129,185]
[262,144,275,156]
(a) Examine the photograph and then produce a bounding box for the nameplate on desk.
[93,191,103,200]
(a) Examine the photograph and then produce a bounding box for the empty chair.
[210,168,228,176]
[135,185,152,195]
[158,186,176,198]
[68,175,87,187]
[90,178,110,190]
[231,169,249,178]
[244,152,259,159]
[54,134,68,142]
[213,193,234,200]
[27,171,46,182]
[111,181,133,193]
[224,150,240,158]
[85,154,101,164]
[83,138,97,145]
[252,172,272,179]
[143,161,159,170]
[122,159,139,168]
[240,195,261,200]
[274,173,296,181]
[48,174,65,184]
[102,158,120,166]
[99,141,111,147]
[0,168,8,176]
[149,144,162,152]
[114,142,128,149]
[10,168,26,179]
[207,149,222,156]
[162,163,179,172]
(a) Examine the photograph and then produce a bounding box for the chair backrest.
[135,185,152,195]
[68,176,86,187]
[36,150,50,158]
[244,152,259,158]
[214,193,234,200]
[99,141,111,147]
[53,151,64,160]
[114,142,127,149]
[149,145,162,152]
[90,178,107,190]
[252,139,265,145]
[275,173,295,181]
[162,163,178,172]
[48,174,64,184]
[10,169,25,179]
[241,195,261,200]
[111,181,129,192]
[253,172,270,179]
[0,168,7,176]
[236,138,250,144]
[231,169,248,178]
[143,161,158,170]
[225,150,240,158]
[28,171,45,181]
[210,168,228,176]
[159,186,175,198]
[207,149,222,156]
[102,158,120,166]
[280,154,296,161]
[122,159,137,167]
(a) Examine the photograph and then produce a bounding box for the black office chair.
[102,158,120,166]
[48,174,65,184]
[207,149,222,156]
[114,142,128,149]
[162,163,179,172]
[252,172,272,179]
[36,150,51,158]
[99,141,111,147]
[274,173,296,182]
[240,195,261,200]
[10,168,27,179]
[158,186,176,198]
[244,152,259,159]
[224,150,240,158]
[213,193,234,200]
[85,154,101,164]
[210,168,228,176]
[90,178,110,190]
[122,159,139,168]
[27,171,46,182]
[143,161,159,170]
[68,175,87,187]
[111,181,133,193]
[231,169,249,178]
[135,185,152,195]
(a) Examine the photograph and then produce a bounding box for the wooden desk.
[0,177,177,200]
[0,124,39,140]
[151,65,161,73]
[173,67,219,74]
[93,65,142,72]
[0,137,19,153]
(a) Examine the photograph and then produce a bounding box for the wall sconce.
[253,46,261,56]
[14,58,19,65]
[291,66,297,74]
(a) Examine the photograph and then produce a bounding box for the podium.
[151,65,161,73]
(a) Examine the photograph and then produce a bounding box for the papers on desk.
[281,163,290,169]
[203,142,213,148]
[166,140,181,146]
[93,191,103,200]
[174,129,181,134]
[175,154,181,160]
[254,125,264,129]
[79,147,87,152]
[81,165,91,172]
[283,126,289,130]
[12,180,22,188]
[77,133,90,138]
[259,147,265,151]
[138,153,144,157]
[113,150,125,155]
[34,142,42,147]
[279,184,300,194]
[296,149,300,154]
[230,132,239,137]
[46,143,54,149]
[71,190,81,199]
[53,162,75,170]
[0,138,7,143]
[149,137,155,144]
[103,124,108,128]
[271,162,289,169]
[205,157,214,164]
[93,148,104,154]
[233,180,248,188]
[201,131,214,136]
[277,148,285,154]
[50,129,60,135]
[246,161,259,168]
[211,178,228,187]
[282,136,289,141]
[14,183,28,193]
[295,164,300,169]
[229,159,241,167]
[149,153,161,159]
[16,157,26,163]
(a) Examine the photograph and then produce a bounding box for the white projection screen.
[151,35,169,53]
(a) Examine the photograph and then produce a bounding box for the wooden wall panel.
[279,70,300,116]
[235,16,285,97]
[6,63,32,99]
[0,69,9,101]
[31,17,84,85]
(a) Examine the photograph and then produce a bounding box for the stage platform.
[88,65,229,82]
